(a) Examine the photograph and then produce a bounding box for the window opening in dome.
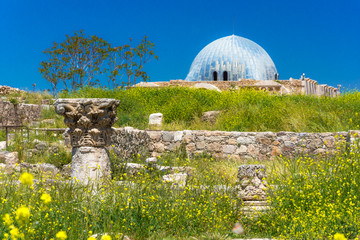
[223,71,228,81]
[213,71,218,81]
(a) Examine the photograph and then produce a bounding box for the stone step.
[242,201,269,206]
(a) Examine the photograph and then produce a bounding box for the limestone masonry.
[54,98,120,184]
[111,128,355,160]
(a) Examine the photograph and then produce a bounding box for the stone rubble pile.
[0,85,24,95]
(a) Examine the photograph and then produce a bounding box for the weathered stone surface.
[196,141,205,149]
[201,111,221,123]
[207,142,222,152]
[5,152,18,165]
[0,141,6,151]
[147,131,162,141]
[237,136,254,145]
[192,83,221,92]
[62,164,71,176]
[271,146,282,156]
[237,165,267,201]
[174,131,183,141]
[223,145,236,154]
[0,101,43,126]
[54,98,119,147]
[236,145,248,154]
[149,113,163,126]
[54,98,119,184]
[72,147,111,184]
[162,173,187,187]
[154,142,165,152]
[124,163,144,175]
[109,128,347,161]
[162,132,174,142]
[186,143,196,151]
[145,157,157,164]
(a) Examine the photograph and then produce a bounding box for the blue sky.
[0,0,359,91]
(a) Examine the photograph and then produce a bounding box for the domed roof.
[185,35,278,81]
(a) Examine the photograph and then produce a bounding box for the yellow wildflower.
[87,237,97,240]
[9,225,20,240]
[101,234,112,240]
[19,172,33,186]
[334,233,347,240]
[15,206,30,225]
[2,213,13,225]
[56,230,67,240]
[40,193,52,204]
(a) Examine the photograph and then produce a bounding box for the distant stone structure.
[0,100,44,126]
[135,78,339,97]
[0,85,24,95]
[135,34,340,97]
[54,98,120,184]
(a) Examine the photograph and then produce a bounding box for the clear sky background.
[0,0,359,91]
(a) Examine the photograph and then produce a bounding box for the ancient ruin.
[54,98,120,184]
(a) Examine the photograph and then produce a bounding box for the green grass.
[59,87,360,132]
[5,90,54,105]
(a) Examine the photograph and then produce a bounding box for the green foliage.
[39,30,158,93]
[5,90,53,104]
[61,87,360,132]
[244,139,360,239]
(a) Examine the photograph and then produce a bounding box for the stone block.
[271,146,282,156]
[149,113,163,126]
[174,131,183,141]
[257,137,271,145]
[162,173,187,187]
[206,142,222,152]
[196,141,205,149]
[201,111,221,123]
[237,136,254,145]
[236,145,247,154]
[223,145,236,154]
[162,132,174,142]
[186,143,196,151]
[154,142,165,153]
[228,138,237,145]
[323,136,335,148]
[5,152,18,165]
[0,141,6,151]
[148,131,162,141]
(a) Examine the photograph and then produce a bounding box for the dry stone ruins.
[54,98,120,184]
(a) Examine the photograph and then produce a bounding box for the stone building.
[136,34,339,97]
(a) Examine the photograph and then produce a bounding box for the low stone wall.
[0,85,24,95]
[111,128,349,160]
[135,79,339,97]
[0,100,44,126]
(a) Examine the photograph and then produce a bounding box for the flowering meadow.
[2,138,360,239]
[0,153,241,240]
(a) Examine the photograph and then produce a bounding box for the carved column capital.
[54,98,120,147]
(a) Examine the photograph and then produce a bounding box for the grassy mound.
[60,87,360,132]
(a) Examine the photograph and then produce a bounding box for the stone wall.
[0,100,44,126]
[0,85,24,95]
[135,79,339,97]
[111,128,349,160]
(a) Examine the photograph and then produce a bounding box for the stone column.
[237,165,267,201]
[54,98,120,184]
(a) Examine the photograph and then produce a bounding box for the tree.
[106,36,158,89]
[40,30,158,92]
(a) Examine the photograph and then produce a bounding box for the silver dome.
[185,35,278,81]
